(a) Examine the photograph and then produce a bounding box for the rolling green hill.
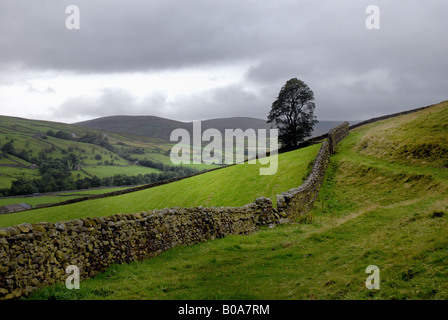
[24,101,448,300]
[75,115,274,141]
[0,115,216,194]
[354,102,448,168]
[0,143,321,227]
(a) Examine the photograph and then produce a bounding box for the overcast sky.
[0,0,447,123]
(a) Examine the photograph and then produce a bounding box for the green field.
[0,166,40,189]
[24,101,448,300]
[0,186,131,208]
[0,143,320,227]
[0,195,80,208]
[58,186,131,196]
[138,152,222,170]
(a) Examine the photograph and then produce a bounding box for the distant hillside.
[0,115,212,192]
[75,116,273,141]
[75,115,351,141]
[75,116,188,141]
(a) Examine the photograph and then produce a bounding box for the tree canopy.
[267,78,318,149]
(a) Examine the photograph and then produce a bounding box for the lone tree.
[267,78,318,149]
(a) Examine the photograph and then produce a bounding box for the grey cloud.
[117,83,270,122]
[170,84,269,121]
[1,0,448,122]
[53,88,164,120]
[0,0,371,74]
[53,84,267,123]
[1,0,300,73]
[243,0,448,120]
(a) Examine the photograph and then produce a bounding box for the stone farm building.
[0,203,32,215]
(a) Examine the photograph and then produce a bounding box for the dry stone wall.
[276,140,331,218]
[0,198,277,299]
[0,122,350,300]
[328,121,350,153]
[276,122,349,218]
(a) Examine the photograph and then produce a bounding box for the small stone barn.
[0,203,32,215]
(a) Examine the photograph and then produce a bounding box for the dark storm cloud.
[244,0,448,120]
[0,0,362,73]
[0,0,303,72]
[1,0,447,121]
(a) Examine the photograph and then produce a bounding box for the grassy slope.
[24,101,448,300]
[0,167,41,189]
[81,165,161,179]
[0,187,131,208]
[75,115,273,142]
[0,144,320,227]
[355,101,448,168]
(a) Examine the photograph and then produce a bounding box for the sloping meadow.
[354,101,448,168]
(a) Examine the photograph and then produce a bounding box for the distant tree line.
[1,140,32,162]
[0,168,203,197]
[138,158,198,176]
[46,130,115,151]
[1,138,81,169]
